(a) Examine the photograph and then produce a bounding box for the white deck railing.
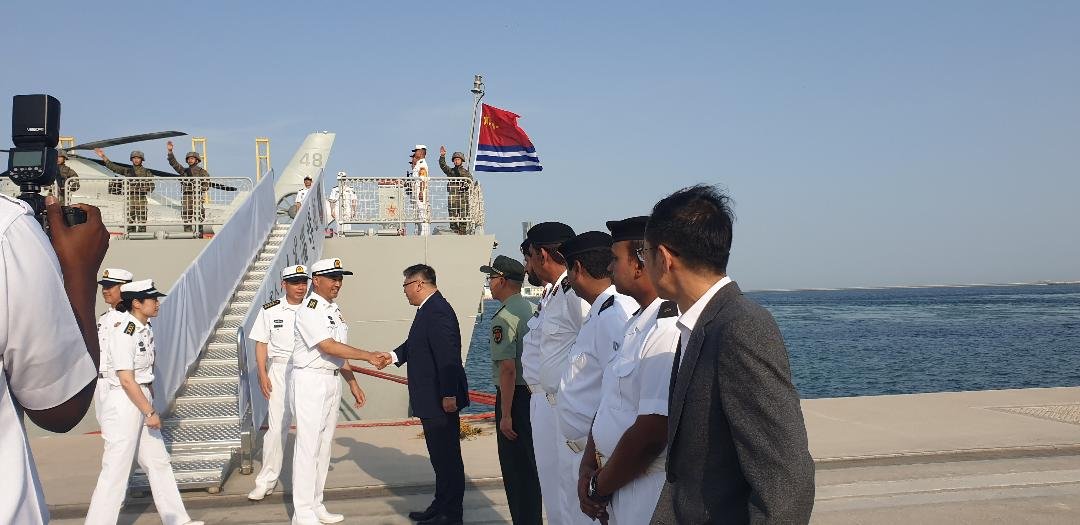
[63,176,253,232]
[332,176,484,234]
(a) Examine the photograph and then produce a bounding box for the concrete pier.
[35,387,1080,523]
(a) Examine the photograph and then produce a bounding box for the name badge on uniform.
[138,341,146,352]
[327,315,336,326]
[273,319,284,328]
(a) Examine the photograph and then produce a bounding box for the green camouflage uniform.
[438,154,473,234]
[167,152,211,233]
[55,164,79,202]
[103,159,155,232]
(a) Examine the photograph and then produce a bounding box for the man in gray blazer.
[643,185,815,524]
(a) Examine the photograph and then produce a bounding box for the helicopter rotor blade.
[70,131,187,151]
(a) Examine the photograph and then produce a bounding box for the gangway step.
[161,422,241,450]
[130,453,233,492]
[176,379,238,400]
[191,360,239,379]
[203,345,238,361]
[168,400,240,423]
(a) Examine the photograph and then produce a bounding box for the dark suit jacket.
[393,291,470,419]
[651,282,815,524]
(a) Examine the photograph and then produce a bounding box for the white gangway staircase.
[129,223,291,494]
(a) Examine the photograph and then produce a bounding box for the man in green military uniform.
[166,141,211,234]
[481,255,543,525]
[95,148,155,233]
[438,146,473,235]
[54,150,79,202]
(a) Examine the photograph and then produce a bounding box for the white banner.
[240,171,326,429]
[152,171,277,413]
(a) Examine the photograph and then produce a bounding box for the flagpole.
[466,74,485,172]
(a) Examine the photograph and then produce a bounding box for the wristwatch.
[587,470,610,502]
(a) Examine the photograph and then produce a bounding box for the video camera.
[5,94,86,229]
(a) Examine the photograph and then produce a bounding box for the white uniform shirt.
[557,286,636,441]
[592,298,680,465]
[107,314,157,384]
[249,299,302,359]
[538,272,589,394]
[520,283,553,386]
[292,293,348,370]
[0,195,96,525]
[295,186,310,205]
[411,158,429,203]
[96,308,126,386]
[328,186,359,221]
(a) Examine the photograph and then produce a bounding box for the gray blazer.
[651,282,815,524]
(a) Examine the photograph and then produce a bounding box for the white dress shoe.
[315,507,345,523]
[247,480,277,501]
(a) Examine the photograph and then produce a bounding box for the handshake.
[366,351,394,370]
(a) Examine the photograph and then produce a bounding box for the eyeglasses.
[636,244,679,259]
[402,279,424,288]
[485,274,506,283]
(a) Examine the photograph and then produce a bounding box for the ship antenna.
[466,74,485,172]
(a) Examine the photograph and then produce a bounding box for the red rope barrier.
[349,365,497,406]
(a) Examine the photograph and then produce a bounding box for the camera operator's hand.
[94,148,106,160]
[46,196,109,283]
[166,141,174,153]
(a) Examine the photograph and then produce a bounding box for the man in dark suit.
[390,264,470,525]
[643,185,815,524]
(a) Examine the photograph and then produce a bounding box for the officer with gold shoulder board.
[247,265,310,501]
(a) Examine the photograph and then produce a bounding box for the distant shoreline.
[749,280,1080,293]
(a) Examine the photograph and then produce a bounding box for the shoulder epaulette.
[658,300,679,319]
[307,298,318,309]
[123,322,136,335]
[598,295,616,313]
[262,299,280,310]
[561,279,572,293]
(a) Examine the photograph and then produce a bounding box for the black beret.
[527,222,575,245]
[605,216,648,242]
[558,231,613,258]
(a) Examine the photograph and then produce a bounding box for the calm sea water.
[461,283,1080,413]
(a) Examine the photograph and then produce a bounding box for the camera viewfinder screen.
[11,150,43,167]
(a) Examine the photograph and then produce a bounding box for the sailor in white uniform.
[0,193,99,525]
[524,222,589,523]
[85,280,203,525]
[290,258,392,525]
[328,171,359,235]
[580,217,680,524]
[247,265,310,500]
[554,232,636,524]
[96,268,134,407]
[409,145,431,236]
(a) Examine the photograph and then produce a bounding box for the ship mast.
[466,74,485,172]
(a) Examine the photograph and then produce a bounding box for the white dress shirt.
[538,272,589,394]
[676,276,732,360]
[250,299,303,359]
[520,283,553,387]
[0,194,96,525]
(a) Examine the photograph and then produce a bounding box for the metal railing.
[332,177,484,235]
[62,176,254,232]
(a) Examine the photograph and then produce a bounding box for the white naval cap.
[310,258,353,277]
[98,268,134,286]
[411,144,427,152]
[282,264,309,281]
[337,170,348,179]
[120,279,167,298]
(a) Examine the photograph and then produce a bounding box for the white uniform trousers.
[609,471,666,525]
[556,422,593,524]
[289,368,341,525]
[252,359,292,488]
[85,384,192,525]
[529,392,561,524]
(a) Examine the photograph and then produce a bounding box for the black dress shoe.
[408,508,438,521]
[418,515,462,525]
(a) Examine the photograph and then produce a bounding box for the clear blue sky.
[4,1,1078,289]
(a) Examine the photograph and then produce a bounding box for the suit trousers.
[610,471,666,525]
[421,411,466,519]
[85,384,192,525]
[253,360,292,489]
[495,386,543,525]
[290,368,341,525]
[530,392,561,524]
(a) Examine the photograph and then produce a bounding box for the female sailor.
[84,279,203,525]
